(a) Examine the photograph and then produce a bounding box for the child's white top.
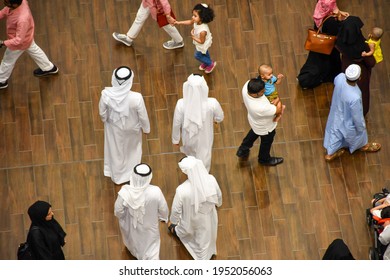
[193,23,212,54]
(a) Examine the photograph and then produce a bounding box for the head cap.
[345,64,361,82]
[114,66,132,85]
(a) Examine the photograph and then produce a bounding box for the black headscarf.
[322,239,355,260]
[336,16,370,60]
[28,200,66,246]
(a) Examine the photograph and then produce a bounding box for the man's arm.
[4,20,29,49]
[172,101,183,145]
[137,97,150,134]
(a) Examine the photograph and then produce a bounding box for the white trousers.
[127,3,183,43]
[0,40,54,82]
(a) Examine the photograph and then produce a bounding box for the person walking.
[27,200,66,260]
[236,78,283,166]
[168,156,222,260]
[114,163,169,260]
[112,0,184,50]
[0,0,58,89]
[172,74,224,171]
[174,3,217,73]
[323,64,381,161]
[99,66,150,184]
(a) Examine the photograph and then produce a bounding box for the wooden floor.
[0,0,389,260]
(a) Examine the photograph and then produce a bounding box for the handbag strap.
[317,15,337,34]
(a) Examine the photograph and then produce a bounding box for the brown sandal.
[359,142,381,152]
[325,149,345,162]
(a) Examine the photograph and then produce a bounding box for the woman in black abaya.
[297,17,342,89]
[27,200,67,260]
[322,239,355,260]
[297,1,348,89]
[336,16,376,116]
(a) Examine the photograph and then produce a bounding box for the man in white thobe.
[114,163,169,260]
[168,156,222,260]
[172,74,224,171]
[99,66,150,184]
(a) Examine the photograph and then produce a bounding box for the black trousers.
[238,129,276,162]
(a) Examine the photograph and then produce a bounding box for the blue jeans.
[194,50,212,66]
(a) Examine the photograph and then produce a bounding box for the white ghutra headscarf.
[118,163,153,228]
[101,66,135,127]
[182,74,209,139]
[178,156,219,214]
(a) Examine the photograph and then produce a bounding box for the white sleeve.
[211,98,224,123]
[137,96,150,133]
[98,94,108,122]
[158,189,169,223]
[114,196,126,219]
[172,100,183,144]
[170,189,182,225]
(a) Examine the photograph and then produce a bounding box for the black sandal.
[168,223,178,237]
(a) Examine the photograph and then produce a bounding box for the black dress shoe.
[259,157,284,166]
[236,148,249,158]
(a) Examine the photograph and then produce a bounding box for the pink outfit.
[142,0,172,21]
[313,0,338,28]
[0,0,34,51]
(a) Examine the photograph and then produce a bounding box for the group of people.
[113,1,218,73]
[1,0,64,261]
[304,0,384,161]
[99,67,224,185]
[16,0,386,260]
[114,157,222,260]
[99,66,224,259]
[298,0,383,116]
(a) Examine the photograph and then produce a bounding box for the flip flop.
[359,142,381,152]
[325,149,345,162]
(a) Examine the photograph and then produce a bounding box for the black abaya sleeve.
[28,228,52,260]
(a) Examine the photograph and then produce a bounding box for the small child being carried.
[258,64,286,122]
[362,27,384,64]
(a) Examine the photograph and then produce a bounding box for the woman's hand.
[166,14,175,25]
[337,10,349,21]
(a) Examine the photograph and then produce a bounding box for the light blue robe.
[323,73,368,155]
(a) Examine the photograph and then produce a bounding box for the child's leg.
[268,93,286,122]
[273,104,286,122]
[194,50,212,66]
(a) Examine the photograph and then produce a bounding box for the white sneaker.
[112,32,133,46]
[163,40,184,50]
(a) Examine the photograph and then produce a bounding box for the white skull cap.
[116,67,131,79]
[345,64,361,81]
